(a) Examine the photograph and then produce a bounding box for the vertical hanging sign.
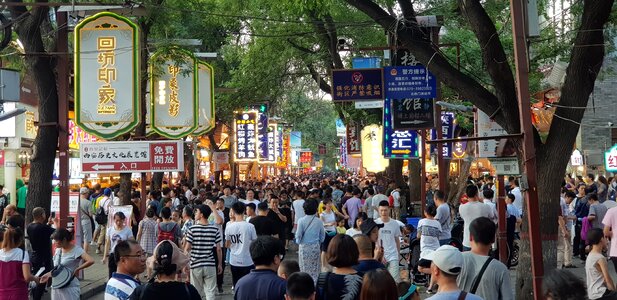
[263,123,277,163]
[192,61,215,135]
[346,121,361,154]
[74,12,139,139]
[258,114,269,162]
[150,47,198,139]
[234,111,258,162]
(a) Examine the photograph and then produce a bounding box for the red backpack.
[388,194,395,207]
[157,223,177,243]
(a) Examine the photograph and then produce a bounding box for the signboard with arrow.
[80,140,184,173]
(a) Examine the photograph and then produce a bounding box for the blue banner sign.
[430,112,455,158]
[383,98,420,159]
[331,68,384,102]
[352,57,381,69]
[384,66,436,99]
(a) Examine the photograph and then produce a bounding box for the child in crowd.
[416,204,441,293]
[336,217,347,234]
[278,259,300,280]
[585,228,617,300]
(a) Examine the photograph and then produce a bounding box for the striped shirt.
[104,272,140,300]
[186,223,221,269]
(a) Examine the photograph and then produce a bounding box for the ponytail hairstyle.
[149,241,176,282]
[2,226,24,249]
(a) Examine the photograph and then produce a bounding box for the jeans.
[574,221,585,259]
[385,260,401,283]
[191,266,217,300]
[230,265,254,287]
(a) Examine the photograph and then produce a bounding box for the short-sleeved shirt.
[343,197,362,226]
[457,252,514,300]
[138,218,157,254]
[586,251,608,300]
[459,201,492,248]
[602,207,617,257]
[105,272,141,300]
[250,216,277,236]
[292,199,306,224]
[417,218,441,257]
[318,272,363,300]
[107,226,133,254]
[435,204,452,240]
[27,222,55,263]
[589,203,608,229]
[234,269,286,300]
[186,223,222,269]
[155,221,183,244]
[224,221,257,267]
[375,218,401,263]
[391,190,401,207]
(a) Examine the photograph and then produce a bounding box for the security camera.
[609,122,614,127]
[338,39,346,46]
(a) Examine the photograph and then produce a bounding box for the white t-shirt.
[390,190,401,207]
[224,221,257,267]
[346,228,362,237]
[375,217,401,262]
[483,199,498,224]
[510,187,523,213]
[417,218,441,257]
[106,226,133,253]
[292,199,306,224]
[242,199,261,209]
[459,201,492,248]
[321,211,336,232]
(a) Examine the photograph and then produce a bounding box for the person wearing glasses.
[104,240,147,300]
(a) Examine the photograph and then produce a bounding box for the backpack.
[0,195,7,209]
[157,223,177,243]
[95,198,109,225]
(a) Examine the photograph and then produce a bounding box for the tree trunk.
[151,172,164,191]
[119,173,132,205]
[408,159,421,217]
[386,159,405,186]
[8,4,59,224]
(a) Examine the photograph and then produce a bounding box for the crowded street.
[0,1,616,300]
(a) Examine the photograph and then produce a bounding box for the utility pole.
[56,10,70,229]
[509,0,544,298]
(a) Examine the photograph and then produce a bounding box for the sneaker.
[95,249,101,254]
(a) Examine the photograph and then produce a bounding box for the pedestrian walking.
[295,199,325,282]
[375,200,402,283]
[102,212,134,278]
[225,202,257,287]
[27,207,56,300]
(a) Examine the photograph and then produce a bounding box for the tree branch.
[287,39,316,54]
[458,0,519,133]
[306,62,331,94]
[345,0,507,128]
[542,0,615,154]
[397,0,416,21]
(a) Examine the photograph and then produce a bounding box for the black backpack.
[95,200,108,225]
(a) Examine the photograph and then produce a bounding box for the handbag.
[51,249,75,289]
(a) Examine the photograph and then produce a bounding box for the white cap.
[424,245,463,275]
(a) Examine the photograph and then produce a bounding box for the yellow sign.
[361,125,389,173]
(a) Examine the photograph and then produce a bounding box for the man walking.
[185,204,223,300]
[457,217,513,300]
[434,190,452,245]
[225,202,257,287]
[573,184,590,259]
[459,185,491,251]
[375,200,401,282]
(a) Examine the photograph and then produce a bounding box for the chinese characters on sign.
[25,111,37,136]
[80,141,183,173]
[264,123,277,163]
[476,110,517,157]
[193,62,215,135]
[150,143,179,170]
[452,141,467,159]
[150,48,198,139]
[74,12,139,139]
[331,69,384,102]
[361,125,389,172]
[391,98,435,130]
[430,112,455,158]
[234,111,258,161]
[299,151,313,168]
[384,66,436,99]
[605,145,617,172]
[69,121,97,150]
[346,121,361,154]
[258,114,269,162]
[97,36,117,114]
[383,98,420,159]
[167,65,180,117]
[276,131,290,169]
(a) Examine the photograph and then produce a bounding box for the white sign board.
[355,100,384,109]
[80,140,184,173]
[570,149,583,166]
[193,62,215,135]
[489,157,520,175]
[476,110,515,157]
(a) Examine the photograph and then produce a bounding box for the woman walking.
[43,228,94,300]
[295,199,325,282]
[137,207,158,280]
[102,212,134,278]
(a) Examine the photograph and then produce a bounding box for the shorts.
[81,220,93,243]
[418,258,432,268]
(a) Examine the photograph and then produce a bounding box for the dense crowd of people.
[0,173,616,299]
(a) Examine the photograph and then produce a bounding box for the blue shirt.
[234,269,286,300]
[427,291,483,300]
[295,215,325,245]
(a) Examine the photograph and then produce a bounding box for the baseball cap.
[103,188,112,196]
[424,245,463,275]
[79,187,90,195]
[360,219,384,235]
